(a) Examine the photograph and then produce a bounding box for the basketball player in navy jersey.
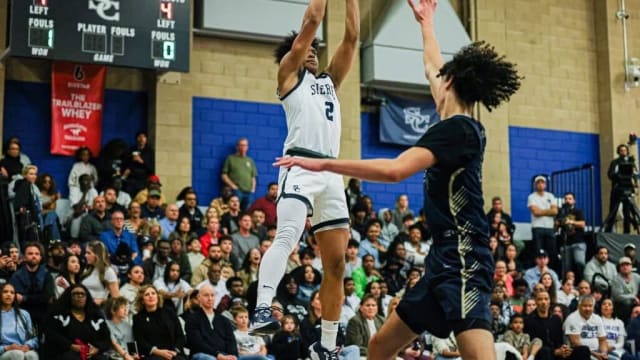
[274,1,522,359]
[250,1,359,359]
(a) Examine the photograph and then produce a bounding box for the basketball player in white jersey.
[250,1,359,359]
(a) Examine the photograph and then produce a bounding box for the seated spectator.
[123,201,145,237]
[489,300,507,341]
[600,298,631,360]
[43,284,111,360]
[293,264,321,307]
[557,276,578,307]
[109,178,131,209]
[552,303,569,322]
[502,243,522,280]
[583,246,617,291]
[492,285,514,327]
[299,290,359,360]
[119,265,144,317]
[54,254,82,299]
[231,214,260,262]
[237,249,261,294]
[232,306,269,360]
[104,296,136,360]
[276,274,308,324]
[68,147,98,190]
[494,260,514,297]
[269,314,303,360]
[0,244,20,283]
[569,280,602,314]
[363,281,385,318]
[199,217,222,257]
[247,182,278,228]
[523,249,560,295]
[0,283,39,360]
[81,241,119,305]
[158,205,179,240]
[79,196,110,243]
[36,173,62,241]
[192,244,223,287]
[344,240,361,279]
[140,190,163,220]
[352,254,381,299]
[142,239,172,285]
[342,277,360,324]
[379,209,399,245]
[358,220,389,268]
[154,262,192,315]
[217,277,248,314]
[539,272,559,305]
[563,295,608,359]
[381,257,406,298]
[9,242,53,328]
[132,285,187,360]
[187,236,205,273]
[133,175,166,206]
[177,190,204,234]
[502,313,536,360]
[612,256,640,322]
[46,240,67,280]
[103,186,127,218]
[68,174,99,236]
[195,261,230,309]
[404,224,428,268]
[220,195,241,235]
[168,238,192,283]
[431,332,461,360]
[184,284,238,360]
[210,186,234,219]
[346,293,385,358]
[220,236,241,272]
[170,216,197,247]
[391,194,414,231]
[100,211,140,264]
[249,209,268,241]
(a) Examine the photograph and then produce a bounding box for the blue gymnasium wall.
[191,98,423,213]
[509,126,601,224]
[2,80,148,197]
[192,97,288,204]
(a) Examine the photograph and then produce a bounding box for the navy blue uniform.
[395,115,494,338]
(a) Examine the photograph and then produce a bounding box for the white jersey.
[280,69,341,157]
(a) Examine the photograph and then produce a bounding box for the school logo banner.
[379,92,439,146]
[51,62,105,156]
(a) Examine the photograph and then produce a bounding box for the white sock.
[321,320,339,351]
[256,198,307,308]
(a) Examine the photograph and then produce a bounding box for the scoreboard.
[9,0,190,72]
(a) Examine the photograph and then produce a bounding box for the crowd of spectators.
[2,135,640,360]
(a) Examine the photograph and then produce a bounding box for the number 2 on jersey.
[324,101,334,121]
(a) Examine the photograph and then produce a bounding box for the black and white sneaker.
[249,306,280,335]
[309,342,340,360]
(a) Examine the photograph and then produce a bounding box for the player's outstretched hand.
[273,156,325,172]
[407,0,437,23]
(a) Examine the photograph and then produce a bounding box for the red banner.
[51,62,106,156]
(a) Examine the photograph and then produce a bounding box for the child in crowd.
[490,300,507,341]
[502,313,538,360]
[105,296,138,360]
[232,306,270,360]
[187,237,205,273]
[268,314,303,360]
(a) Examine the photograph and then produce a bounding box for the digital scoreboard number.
[9,0,190,72]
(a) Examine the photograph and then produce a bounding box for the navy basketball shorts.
[395,233,494,338]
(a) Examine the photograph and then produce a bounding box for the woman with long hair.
[600,298,630,360]
[294,264,321,307]
[55,254,82,299]
[120,265,144,316]
[42,284,111,360]
[153,262,192,315]
[364,280,385,317]
[169,216,196,247]
[81,241,119,305]
[132,285,186,360]
[35,173,62,240]
[238,248,262,293]
[494,260,514,297]
[503,243,522,279]
[0,283,38,359]
[538,272,558,305]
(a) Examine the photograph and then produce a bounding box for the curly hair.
[438,41,522,112]
[274,31,320,64]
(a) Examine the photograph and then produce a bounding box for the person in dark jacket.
[185,284,238,359]
[42,283,112,360]
[276,274,308,324]
[132,285,186,360]
[269,314,303,360]
[9,242,54,329]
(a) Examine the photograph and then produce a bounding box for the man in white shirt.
[527,176,558,271]
[563,295,608,358]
